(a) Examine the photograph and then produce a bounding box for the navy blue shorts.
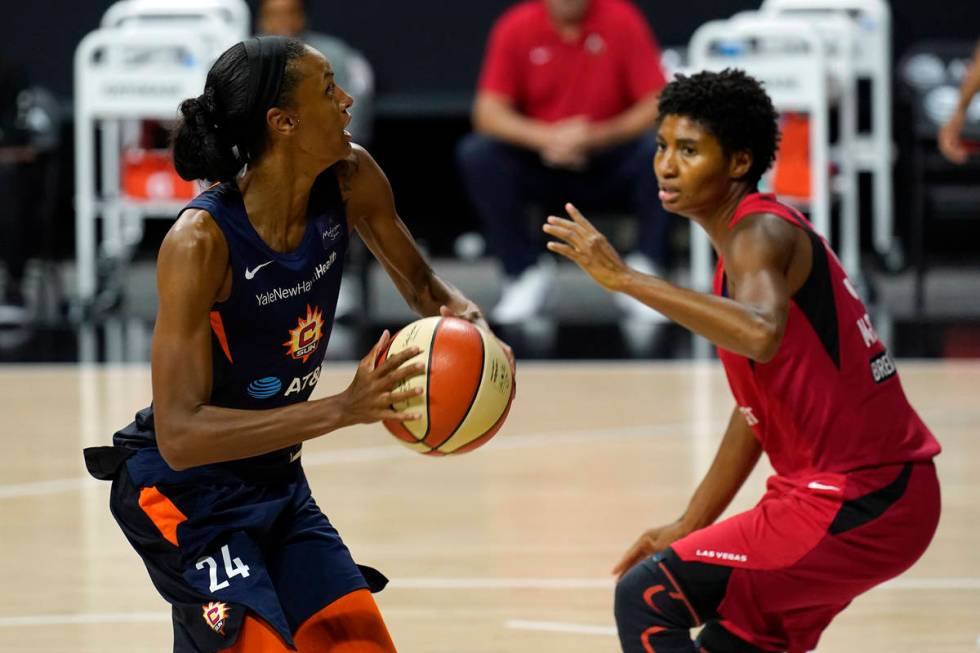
[85,446,385,653]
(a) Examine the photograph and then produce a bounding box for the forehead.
[658,114,715,142]
[294,48,332,82]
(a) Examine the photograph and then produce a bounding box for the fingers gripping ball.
[377,317,514,455]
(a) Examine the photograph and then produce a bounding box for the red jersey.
[476,0,666,123]
[714,194,940,477]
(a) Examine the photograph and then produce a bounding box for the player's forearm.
[413,271,488,329]
[617,271,783,362]
[678,409,762,532]
[473,95,549,151]
[587,94,660,150]
[156,394,350,470]
[956,43,980,113]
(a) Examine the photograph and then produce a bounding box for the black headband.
[243,36,289,155]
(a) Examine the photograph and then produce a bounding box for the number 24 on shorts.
[196,544,251,592]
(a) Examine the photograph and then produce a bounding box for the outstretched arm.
[544,204,801,362]
[939,40,980,164]
[612,406,762,577]
[151,210,424,471]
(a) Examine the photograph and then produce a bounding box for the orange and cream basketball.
[379,316,514,455]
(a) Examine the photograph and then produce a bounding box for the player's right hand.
[612,520,691,579]
[337,330,426,426]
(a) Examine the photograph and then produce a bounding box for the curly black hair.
[657,68,780,188]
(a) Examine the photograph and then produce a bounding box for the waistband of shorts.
[126,444,303,487]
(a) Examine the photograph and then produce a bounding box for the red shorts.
[671,461,940,652]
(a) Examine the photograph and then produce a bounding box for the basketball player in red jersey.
[543,69,941,653]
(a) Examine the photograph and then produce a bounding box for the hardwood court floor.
[0,361,977,652]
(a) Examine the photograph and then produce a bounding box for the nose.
[338,85,354,112]
[655,147,678,179]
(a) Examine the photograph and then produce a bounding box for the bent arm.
[344,146,488,327]
[677,406,763,533]
[150,211,354,470]
[616,214,795,362]
[472,92,549,152]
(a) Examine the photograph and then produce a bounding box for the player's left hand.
[439,305,517,380]
[543,203,629,291]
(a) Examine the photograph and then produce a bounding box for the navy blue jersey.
[115,169,348,449]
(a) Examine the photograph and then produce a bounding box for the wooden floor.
[1,361,978,652]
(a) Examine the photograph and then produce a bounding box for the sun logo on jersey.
[283,304,325,363]
[202,601,229,635]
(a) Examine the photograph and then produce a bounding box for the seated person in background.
[457,0,670,324]
[938,38,980,164]
[259,0,374,144]
[0,58,39,323]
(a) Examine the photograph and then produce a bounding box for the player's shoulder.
[731,210,800,243]
[726,211,800,266]
[160,208,228,265]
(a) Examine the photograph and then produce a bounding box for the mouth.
[343,130,352,141]
[657,185,680,203]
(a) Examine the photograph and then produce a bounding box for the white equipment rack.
[687,14,829,291]
[73,0,248,312]
[762,0,895,261]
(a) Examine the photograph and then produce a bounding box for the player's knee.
[614,553,688,632]
[294,589,395,653]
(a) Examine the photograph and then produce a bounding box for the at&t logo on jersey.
[247,377,282,399]
[202,601,229,635]
[286,367,322,396]
[284,304,325,363]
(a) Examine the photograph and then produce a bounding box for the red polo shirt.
[477,0,666,123]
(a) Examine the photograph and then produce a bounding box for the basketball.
[378,316,514,455]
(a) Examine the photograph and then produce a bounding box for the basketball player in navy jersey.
[544,69,941,653]
[83,36,511,652]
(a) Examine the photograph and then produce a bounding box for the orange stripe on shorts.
[138,486,188,547]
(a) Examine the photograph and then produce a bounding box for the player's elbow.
[748,322,783,364]
[156,424,194,471]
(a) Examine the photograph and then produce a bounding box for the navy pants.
[456,132,670,277]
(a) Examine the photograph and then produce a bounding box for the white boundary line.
[0,421,699,501]
[388,577,980,591]
[504,619,616,636]
[0,577,975,628]
[4,403,978,501]
[0,612,170,627]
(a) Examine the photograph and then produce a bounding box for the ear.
[729,149,753,180]
[266,107,298,137]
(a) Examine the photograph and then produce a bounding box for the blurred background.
[0,0,978,363]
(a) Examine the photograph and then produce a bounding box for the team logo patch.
[202,601,229,635]
[284,304,325,363]
[247,376,282,399]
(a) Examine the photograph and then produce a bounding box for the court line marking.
[504,619,616,636]
[2,575,975,629]
[387,577,980,591]
[0,421,705,500]
[0,612,171,627]
[4,403,977,501]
